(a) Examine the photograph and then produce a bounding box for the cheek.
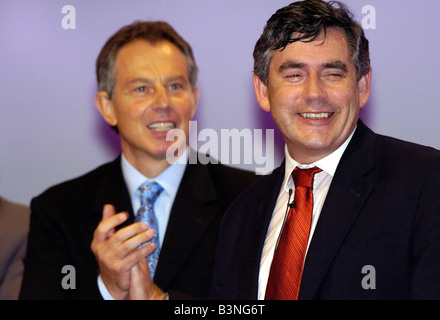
[175,96,197,120]
[116,108,143,126]
[336,83,360,106]
[269,92,299,123]
[341,94,361,120]
[271,83,306,109]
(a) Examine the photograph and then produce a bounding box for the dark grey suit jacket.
[212,121,440,299]
[19,154,257,299]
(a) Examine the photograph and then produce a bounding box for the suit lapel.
[238,162,286,298]
[91,157,134,227]
[153,160,219,289]
[299,121,376,300]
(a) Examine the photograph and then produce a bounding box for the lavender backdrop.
[1,0,439,205]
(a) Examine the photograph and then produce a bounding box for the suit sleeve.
[20,195,102,300]
[19,196,71,299]
[410,163,440,299]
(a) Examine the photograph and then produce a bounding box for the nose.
[152,86,170,111]
[302,73,327,105]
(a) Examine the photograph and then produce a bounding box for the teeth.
[300,112,333,120]
[148,122,175,131]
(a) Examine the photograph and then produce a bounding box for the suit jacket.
[0,197,30,300]
[19,154,257,300]
[212,121,440,299]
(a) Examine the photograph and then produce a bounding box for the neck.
[122,152,172,179]
[286,147,330,165]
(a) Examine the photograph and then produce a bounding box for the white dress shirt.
[257,129,356,299]
[98,149,188,299]
[121,151,187,246]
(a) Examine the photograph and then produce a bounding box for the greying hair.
[96,21,198,99]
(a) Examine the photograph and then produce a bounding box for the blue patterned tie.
[135,181,163,279]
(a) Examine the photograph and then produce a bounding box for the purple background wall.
[1,0,439,205]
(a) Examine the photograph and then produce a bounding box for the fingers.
[92,203,158,257]
[93,219,156,262]
[129,260,165,300]
[92,206,128,248]
[110,240,156,278]
[129,263,149,300]
[110,225,156,260]
[102,203,116,220]
[102,204,118,239]
[90,204,159,300]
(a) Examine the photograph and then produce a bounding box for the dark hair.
[253,0,370,84]
[96,21,198,100]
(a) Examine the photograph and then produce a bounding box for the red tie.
[265,166,322,300]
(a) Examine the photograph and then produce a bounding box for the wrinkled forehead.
[270,28,353,69]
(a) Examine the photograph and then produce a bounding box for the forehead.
[270,28,353,71]
[114,39,188,77]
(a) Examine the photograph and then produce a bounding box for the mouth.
[147,121,176,132]
[299,112,334,120]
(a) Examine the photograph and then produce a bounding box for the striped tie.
[265,166,322,300]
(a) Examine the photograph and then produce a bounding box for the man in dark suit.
[211,0,440,299]
[19,21,256,300]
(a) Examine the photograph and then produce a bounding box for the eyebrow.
[321,61,348,72]
[127,77,153,86]
[278,60,348,73]
[127,75,188,86]
[279,61,305,72]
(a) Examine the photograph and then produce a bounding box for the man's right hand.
[129,259,168,300]
[90,204,157,300]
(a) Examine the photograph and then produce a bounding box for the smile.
[148,122,176,131]
[299,112,334,120]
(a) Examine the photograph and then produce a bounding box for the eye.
[284,73,304,83]
[135,86,147,92]
[169,83,182,91]
[322,69,346,80]
[131,85,153,97]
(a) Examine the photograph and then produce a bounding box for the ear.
[94,91,117,126]
[253,74,271,112]
[358,68,372,109]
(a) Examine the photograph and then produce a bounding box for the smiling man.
[254,27,370,165]
[19,21,256,300]
[95,38,197,178]
[212,0,440,300]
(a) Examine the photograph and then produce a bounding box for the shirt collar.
[283,126,356,191]
[121,148,188,201]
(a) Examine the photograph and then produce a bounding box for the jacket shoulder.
[374,134,440,173]
[222,163,284,218]
[204,163,259,207]
[33,158,120,204]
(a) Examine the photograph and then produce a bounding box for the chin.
[157,141,186,158]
